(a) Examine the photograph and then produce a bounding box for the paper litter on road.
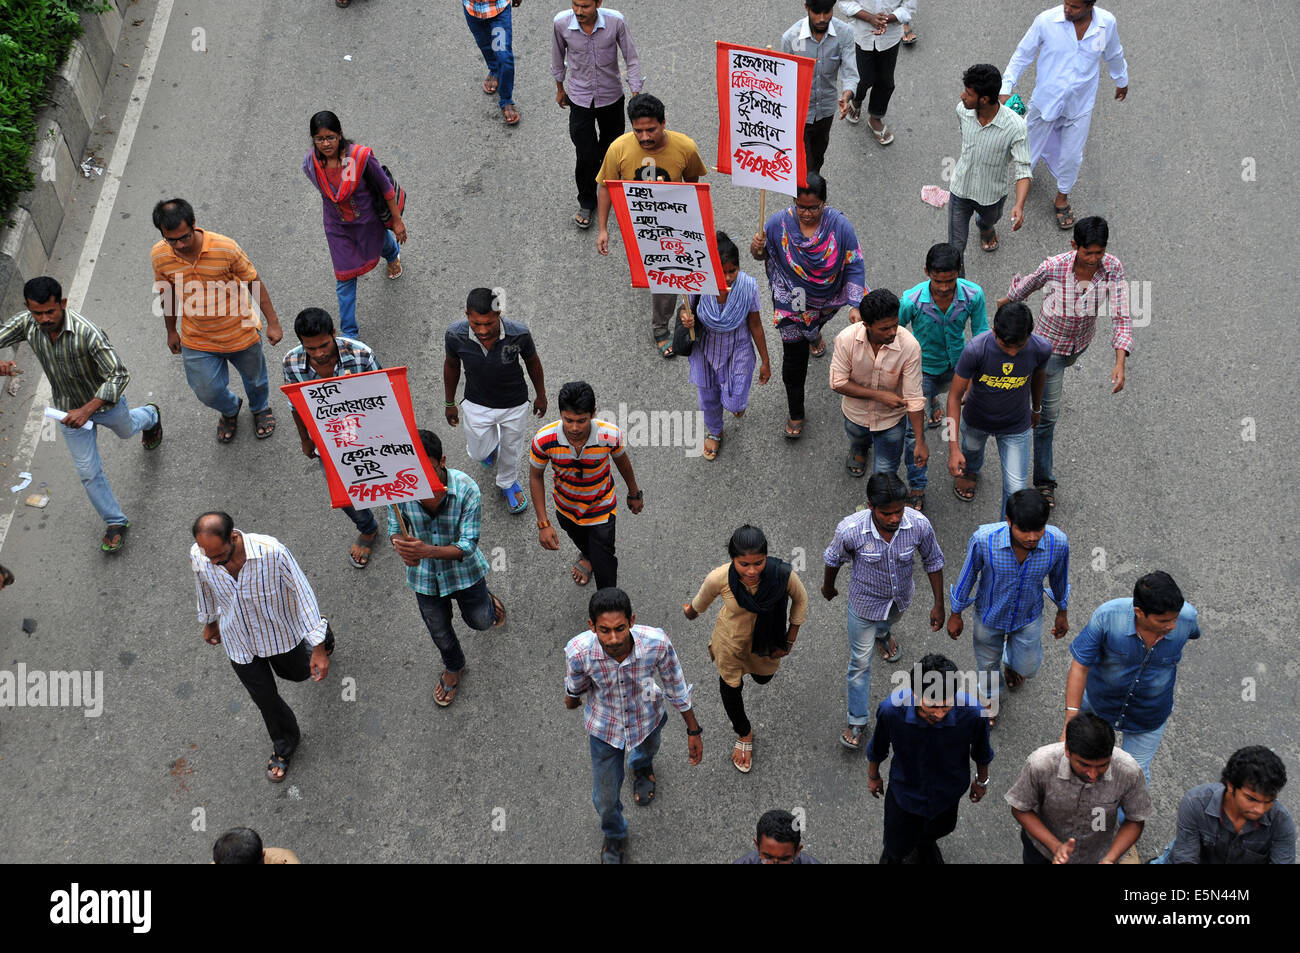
[920,185,950,208]
[44,407,93,431]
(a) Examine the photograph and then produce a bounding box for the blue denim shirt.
[1070,598,1201,732]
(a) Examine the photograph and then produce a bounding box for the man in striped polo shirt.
[152,198,283,443]
[529,381,643,589]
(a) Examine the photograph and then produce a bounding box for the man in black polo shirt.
[444,287,547,514]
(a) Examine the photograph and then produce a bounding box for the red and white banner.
[606,180,726,296]
[715,42,814,195]
[281,367,443,509]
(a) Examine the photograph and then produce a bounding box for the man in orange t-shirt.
[151,198,283,442]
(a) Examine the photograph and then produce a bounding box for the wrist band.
[444,400,457,408]
[1065,706,1080,712]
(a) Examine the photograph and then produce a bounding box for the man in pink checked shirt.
[996,215,1132,510]
[564,587,703,864]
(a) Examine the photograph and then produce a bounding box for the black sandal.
[632,766,656,806]
[266,753,289,783]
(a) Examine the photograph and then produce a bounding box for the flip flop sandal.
[877,636,901,662]
[253,407,276,439]
[632,766,656,806]
[503,482,528,514]
[0,564,13,588]
[1054,203,1075,229]
[142,403,163,449]
[732,738,754,773]
[386,257,403,280]
[870,122,895,145]
[954,471,977,502]
[101,522,130,554]
[783,418,805,440]
[839,724,866,751]
[1005,667,1026,692]
[809,336,827,358]
[574,207,594,230]
[979,228,999,252]
[501,104,520,126]
[217,397,243,443]
[572,557,592,586]
[926,404,944,429]
[654,334,675,358]
[434,671,462,708]
[907,489,925,512]
[702,433,722,461]
[348,532,376,569]
[480,447,497,469]
[846,451,867,477]
[902,26,917,45]
[266,753,289,783]
[483,75,498,95]
[489,592,507,628]
[1036,483,1057,508]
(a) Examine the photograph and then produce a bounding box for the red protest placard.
[606,180,727,296]
[716,42,814,195]
[281,367,443,509]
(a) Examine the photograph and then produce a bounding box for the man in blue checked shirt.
[947,488,1069,724]
[824,473,945,752]
[1063,571,1200,787]
[565,587,703,864]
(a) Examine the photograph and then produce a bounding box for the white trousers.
[461,399,530,490]
[1026,104,1094,196]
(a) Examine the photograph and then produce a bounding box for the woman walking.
[303,111,406,339]
[677,232,771,461]
[749,172,866,440]
[683,525,806,773]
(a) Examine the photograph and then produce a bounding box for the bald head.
[192,511,234,543]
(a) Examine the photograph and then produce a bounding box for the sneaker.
[846,102,862,124]
[600,837,626,864]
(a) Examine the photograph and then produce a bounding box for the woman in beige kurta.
[683,525,807,772]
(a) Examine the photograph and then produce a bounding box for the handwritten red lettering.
[348,467,422,503]
[733,147,793,182]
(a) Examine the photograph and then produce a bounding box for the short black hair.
[23,276,62,305]
[860,288,900,326]
[1065,712,1116,760]
[294,307,334,340]
[728,524,768,558]
[797,171,828,202]
[466,287,498,315]
[417,428,443,463]
[756,809,801,846]
[805,0,836,13]
[716,231,740,269]
[866,472,908,508]
[627,93,665,124]
[1222,746,1287,798]
[911,653,959,700]
[588,586,633,624]
[213,827,263,864]
[1074,215,1109,249]
[925,243,962,275]
[993,301,1034,345]
[1133,571,1184,616]
[152,197,195,232]
[962,64,1002,104]
[192,511,234,542]
[558,381,596,415]
[1005,488,1050,531]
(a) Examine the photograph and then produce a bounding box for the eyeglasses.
[163,229,195,246]
[312,135,340,144]
[795,203,825,217]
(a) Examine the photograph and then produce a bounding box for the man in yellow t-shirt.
[594,93,708,359]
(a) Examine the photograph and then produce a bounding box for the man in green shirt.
[898,244,987,511]
[0,277,162,553]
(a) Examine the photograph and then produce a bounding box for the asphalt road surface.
[0,0,1296,864]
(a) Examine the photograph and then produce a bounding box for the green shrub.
[0,1,112,223]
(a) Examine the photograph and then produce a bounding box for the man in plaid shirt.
[565,587,703,864]
[463,0,523,126]
[389,429,506,708]
[997,216,1132,507]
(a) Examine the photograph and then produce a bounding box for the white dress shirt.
[835,1,916,52]
[1001,5,1129,120]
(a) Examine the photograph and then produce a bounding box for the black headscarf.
[729,557,793,656]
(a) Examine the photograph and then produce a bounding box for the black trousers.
[557,512,618,589]
[880,786,960,863]
[230,625,334,759]
[1021,829,1053,864]
[718,673,774,737]
[803,116,834,174]
[782,339,812,420]
[853,43,900,118]
[570,96,624,209]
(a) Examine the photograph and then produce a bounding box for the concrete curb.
[0,1,127,319]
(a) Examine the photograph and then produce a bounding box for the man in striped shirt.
[463,0,521,125]
[947,488,1070,723]
[529,380,643,589]
[565,587,702,863]
[823,473,945,751]
[151,198,283,443]
[0,276,161,553]
[192,512,333,784]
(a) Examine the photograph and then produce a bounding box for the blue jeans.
[589,713,666,840]
[844,416,907,476]
[335,229,400,339]
[463,5,515,109]
[181,342,270,416]
[846,603,902,726]
[959,421,1031,520]
[1148,838,1175,864]
[414,578,497,673]
[1032,350,1082,488]
[61,397,158,526]
[1083,691,1167,826]
[971,616,1043,702]
[904,368,955,491]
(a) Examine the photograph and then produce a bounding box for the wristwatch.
[627,490,644,501]
[686,726,703,737]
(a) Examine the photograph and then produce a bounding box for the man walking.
[564,587,702,863]
[1063,571,1201,786]
[836,1,915,145]
[529,381,643,589]
[551,0,643,229]
[0,277,161,553]
[734,809,821,864]
[947,488,1069,724]
[823,473,945,751]
[1005,712,1151,864]
[945,302,1051,518]
[191,511,333,783]
[594,93,708,358]
[996,216,1132,508]
[867,652,993,863]
[151,198,282,442]
[948,64,1031,272]
[464,0,522,126]
[444,287,547,515]
[898,243,987,511]
[781,1,859,175]
[389,429,506,708]
[1000,0,1129,228]
[282,306,383,568]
